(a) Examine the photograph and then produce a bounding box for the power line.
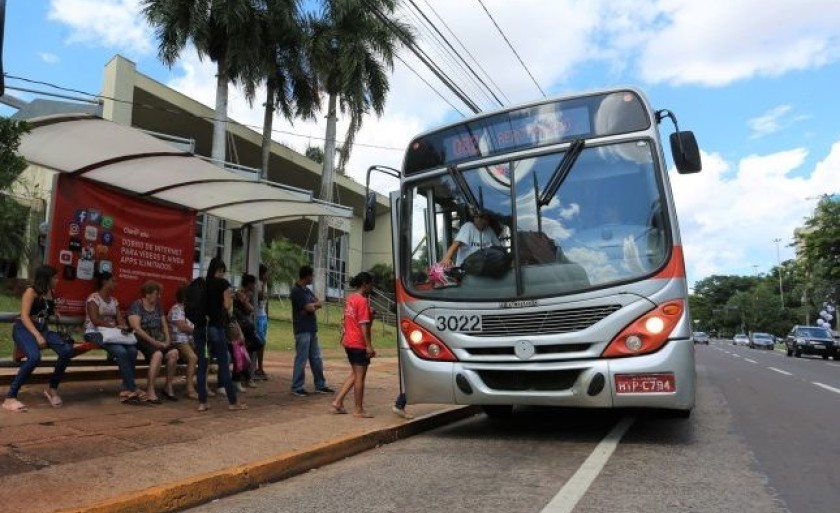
[3,73,405,152]
[419,0,511,105]
[474,0,546,98]
[403,0,504,108]
[394,54,466,117]
[398,1,496,110]
[360,0,482,114]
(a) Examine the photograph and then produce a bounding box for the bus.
[364,87,702,418]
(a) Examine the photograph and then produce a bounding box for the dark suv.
[785,326,836,359]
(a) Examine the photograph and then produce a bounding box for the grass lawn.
[0,295,399,360]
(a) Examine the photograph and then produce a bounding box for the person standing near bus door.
[290,265,333,396]
[332,272,376,418]
[440,208,500,266]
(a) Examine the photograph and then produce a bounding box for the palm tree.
[307,0,415,299]
[142,0,262,166]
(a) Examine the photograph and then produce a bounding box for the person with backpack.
[193,257,246,412]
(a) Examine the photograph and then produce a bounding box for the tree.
[305,145,324,163]
[794,196,840,323]
[368,262,394,293]
[0,117,30,262]
[307,0,415,300]
[142,0,262,166]
[261,237,308,290]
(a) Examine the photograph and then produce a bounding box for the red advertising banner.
[47,175,196,316]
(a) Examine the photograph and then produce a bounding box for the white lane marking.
[732,354,741,358]
[541,417,635,513]
[827,363,840,368]
[813,382,840,395]
[768,367,793,376]
[744,358,758,364]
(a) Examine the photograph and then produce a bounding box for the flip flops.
[120,392,148,406]
[353,411,374,418]
[330,405,348,414]
[227,403,248,411]
[2,399,28,412]
[44,389,63,408]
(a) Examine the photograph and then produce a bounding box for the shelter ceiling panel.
[19,116,187,172]
[153,180,308,210]
[206,201,353,224]
[81,155,245,194]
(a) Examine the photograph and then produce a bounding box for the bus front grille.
[475,305,622,337]
[465,343,591,356]
[476,369,582,391]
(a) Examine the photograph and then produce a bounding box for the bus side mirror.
[363,191,377,231]
[670,131,702,174]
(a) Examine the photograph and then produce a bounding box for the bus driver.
[440,208,501,267]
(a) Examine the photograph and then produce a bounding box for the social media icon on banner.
[63,265,76,280]
[101,216,114,230]
[101,232,114,246]
[77,259,94,280]
[98,260,112,274]
[81,246,95,261]
[84,226,98,241]
[68,237,82,252]
[59,250,73,265]
[88,209,101,224]
[74,209,88,224]
[68,223,80,236]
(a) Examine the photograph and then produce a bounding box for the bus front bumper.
[401,339,695,411]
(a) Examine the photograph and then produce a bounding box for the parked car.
[733,334,750,346]
[692,331,710,344]
[749,332,775,350]
[785,325,836,359]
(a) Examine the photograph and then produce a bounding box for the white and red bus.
[365,87,702,417]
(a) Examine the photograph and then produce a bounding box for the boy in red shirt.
[332,272,376,417]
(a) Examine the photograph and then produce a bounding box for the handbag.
[97,326,138,345]
[231,337,251,372]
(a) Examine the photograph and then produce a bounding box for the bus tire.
[482,405,514,419]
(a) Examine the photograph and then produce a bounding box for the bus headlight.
[602,300,684,358]
[400,319,458,362]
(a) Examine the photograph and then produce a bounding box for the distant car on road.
[733,334,750,346]
[693,331,710,344]
[749,332,775,350]
[785,325,836,359]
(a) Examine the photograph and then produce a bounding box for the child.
[332,272,376,418]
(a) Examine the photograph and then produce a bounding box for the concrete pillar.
[101,55,136,126]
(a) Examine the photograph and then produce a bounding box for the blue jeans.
[255,314,268,346]
[196,325,237,404]
[291,331,326,391]
[8,320,73,398]
[83,332,138,392]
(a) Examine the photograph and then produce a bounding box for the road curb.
[55,405,482,513]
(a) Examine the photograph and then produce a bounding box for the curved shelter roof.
[18,114,352,225]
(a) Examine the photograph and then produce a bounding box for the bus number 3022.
[435,314,482,332]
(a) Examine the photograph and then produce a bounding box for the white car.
[733,334,749,346]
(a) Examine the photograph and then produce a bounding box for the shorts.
[344,347,370,366]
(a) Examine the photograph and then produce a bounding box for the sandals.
[227,403,248,411]
[120,391,148,406]
[2,399,28,412]
[44,389,63,408]
[330,405,348,414]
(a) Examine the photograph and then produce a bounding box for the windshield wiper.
[538,139,585,207]
[447,164,480,212]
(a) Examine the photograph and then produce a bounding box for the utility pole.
[773,238,784,308]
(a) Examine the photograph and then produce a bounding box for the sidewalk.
[0,353,478,513]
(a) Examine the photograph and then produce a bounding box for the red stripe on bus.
[653,246,686,279]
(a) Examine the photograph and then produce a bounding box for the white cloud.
[634,0,840,86]
[48,0,153,56]
[38,52,60,64]
[747,105,793,139]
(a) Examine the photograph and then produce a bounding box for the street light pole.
[773,238,784,309]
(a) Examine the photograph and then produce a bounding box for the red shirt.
[342,293,371,349]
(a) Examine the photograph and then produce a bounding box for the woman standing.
[196,257,246,412]
[3,265,72,412]
[331,272,376,418]
[84,272,143,404]
[128,281,179,404]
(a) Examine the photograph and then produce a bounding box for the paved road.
[701,339,840,513]
[185,337,840,513]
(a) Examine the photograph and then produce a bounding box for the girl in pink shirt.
[332,272,375,418]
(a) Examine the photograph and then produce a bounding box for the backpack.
[184,277,208,326]
[461,246,511,278]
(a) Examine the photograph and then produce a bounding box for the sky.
[3,0,840,289]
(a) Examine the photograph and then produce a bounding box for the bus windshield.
[403,139,669,300]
